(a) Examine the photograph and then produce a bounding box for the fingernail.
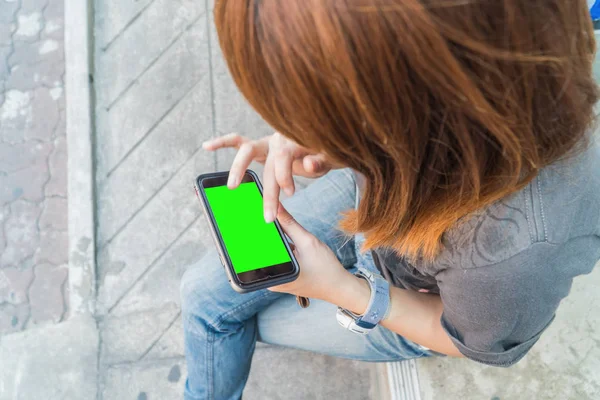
[264,210,274,223]
[227,175,238,188]
[284,187,294,197]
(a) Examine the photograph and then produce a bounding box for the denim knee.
[180,251,225,332]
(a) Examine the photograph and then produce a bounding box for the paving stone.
[0,89,33,142]
[101,358,186,400]
[0,157,49,206]
[0,88,61,143]
[110,218,208,317]
[28,262,67,325]
[0,266,34,304]
[42,0,63,39]
[0,22,14,46]
[39,196,67,231]
[45,134,67,197]
[0,302,29,333]
[7,39,64,90]
[244,346,376,400]
[19,0,48,16]
[96,150,212,313]
[0,200,41,269]
[0,44,10,77]
[14,11,43,39]
[27,86,60,140]
[34,228,67,265]
[95,20,210,176]
[96,77,213,243]
[0,0,20,24]
[0,139,52,173]
[95,0,154,49]
[142,315,184,360]
[0,204,6,254]
[94,0,204,106]
[0,315,98,399]
[100,303,180,364]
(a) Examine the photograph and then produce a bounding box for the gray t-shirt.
[368,140,600,367]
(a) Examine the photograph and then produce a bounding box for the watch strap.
[354,268,390,327]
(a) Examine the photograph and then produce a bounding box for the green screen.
[205,182,291,274]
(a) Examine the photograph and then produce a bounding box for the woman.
[181,1,600,398]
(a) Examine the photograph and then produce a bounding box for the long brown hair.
[215,0,598,261]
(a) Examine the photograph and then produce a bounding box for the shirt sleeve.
[436,242,567,367]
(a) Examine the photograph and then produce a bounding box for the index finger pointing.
[202,133,245,150]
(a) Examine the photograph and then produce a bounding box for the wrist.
[324,272,371,315]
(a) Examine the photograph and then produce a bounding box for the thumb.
[276,203,311,245]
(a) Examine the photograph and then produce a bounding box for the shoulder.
[434,139,600,271]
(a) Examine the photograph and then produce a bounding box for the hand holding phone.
[195,170,300,293]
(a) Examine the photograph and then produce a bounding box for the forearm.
[325,274,463,357]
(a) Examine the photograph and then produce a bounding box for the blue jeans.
[181,169,429,400]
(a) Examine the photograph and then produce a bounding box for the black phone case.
[194,169,300,293]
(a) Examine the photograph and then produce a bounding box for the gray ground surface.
[0,0,68,334]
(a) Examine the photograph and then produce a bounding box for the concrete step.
[246,344,380,400]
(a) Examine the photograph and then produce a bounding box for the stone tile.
[96,79,213,244]
[0,315,98,399]
[142,315,184,360]
[34,228,67,265]
[28,262,67,325]
[0,302,29,333]
[0,89,33,142]
[110,218,208,316]
[418,260,600,400]
[94,0,203,106]
[0,140,52,173]
[95,0,154,48]
[19,0,48,16]
[244,346,376,400]
[0,45,10,78]
[0,22,14,46]
[0,266,34,304]
[42,0,63,39]
[100,303,180,364]
[14,11,43,39]
[0,88,60,143]
[0,200,41,269]
[0,204,7,256]
[45,134,67,197]
[7,39,64,91]
[28,86,60,140]
[95,20,210,176]
[39,196,67,231]
[101,358,186,400]
[0,156,49,206]
[0,0,20,24]
[96,150,211,313]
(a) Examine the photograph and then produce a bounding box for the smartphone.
[194,170,300,293]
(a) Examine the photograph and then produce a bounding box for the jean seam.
[207,328,214,400]
[211,290,274,332]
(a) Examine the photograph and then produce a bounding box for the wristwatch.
[336,267,391,334]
